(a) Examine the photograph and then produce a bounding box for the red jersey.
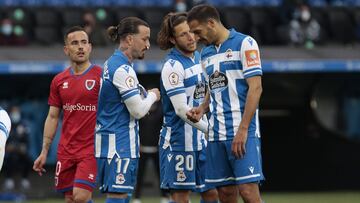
[48,65,102,158]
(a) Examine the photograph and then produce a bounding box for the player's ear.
[63,45,69,56]
[208,18,216,29]
[169,37,175,45]
[126,34,133,46]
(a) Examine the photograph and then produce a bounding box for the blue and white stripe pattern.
[160,48,206,152]
[0,107,11,139]
[201,29,262,141]
[96,50,140,158]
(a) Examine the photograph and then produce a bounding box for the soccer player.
[0,106,11,171]
[95,17,160,203]
[186,5,265,203]
[157,12,218,203]
[33,26,101,203]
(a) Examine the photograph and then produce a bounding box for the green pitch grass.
[3,192,360,203]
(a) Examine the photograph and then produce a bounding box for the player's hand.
[232,127,248,159]
[33,153,47,176]
[148,88,161,101]
[186,106,204,123]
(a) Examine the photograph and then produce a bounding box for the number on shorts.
[115,158,130,174]
[55,161,61,176]
[175,154,193,171]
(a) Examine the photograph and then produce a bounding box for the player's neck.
[119,45,133,63]
[175,45,194,58]
[71,61,91,75]
[215,26,230,46]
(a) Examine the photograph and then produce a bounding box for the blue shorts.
[96,156,139,193]
[205,136,264,188]
[159,146,213,193]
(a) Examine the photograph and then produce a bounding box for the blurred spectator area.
[0,0,359,45]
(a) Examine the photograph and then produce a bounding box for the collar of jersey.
[70,64,94,76]
[114,49,131,65]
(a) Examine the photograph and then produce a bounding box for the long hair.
[107,17,149,44]
[157,12,187,50]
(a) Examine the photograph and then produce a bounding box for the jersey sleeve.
[161,59,185,98]
[48,76,62,107]
[240,36,263,78]
[0,109,11,138]
[112,65,139,101]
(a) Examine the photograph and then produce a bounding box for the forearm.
[201,91,210,113]
[41,115,58,155]
[239,85,262,130]
[125,93,157,119]
[170,93,208,133]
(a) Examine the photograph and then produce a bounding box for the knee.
[73,192,90,203]
[238,183,261,203]
[218,186,237,202]
[201,189,218,202]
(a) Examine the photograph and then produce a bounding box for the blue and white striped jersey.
[0,107,11,139]
[201,29,262,141]
[95,50,141,158]
[160,48,206,152]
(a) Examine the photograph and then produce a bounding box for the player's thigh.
[97,156,139,194]
[74,156,97,192]
[227,136,265,185]
[205,141,236,187]
[161,150,197,191]
[55,158,76,193]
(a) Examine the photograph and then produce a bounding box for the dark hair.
[107,17,149,43]
[157,12,187,50]
[187,4,220,24]
[64,26,87,44]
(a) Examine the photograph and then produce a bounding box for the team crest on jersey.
[168,72,179,86]
[193,82,206,104]
[225,49,233,59]
[245,50,260,67]
[62,82,69,89]
[177,170,186,182]
[125,76,135,88]
[115,173,126,185]
[85,80,95,90]
[209,70,228,93]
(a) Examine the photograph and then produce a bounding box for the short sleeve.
[240,36,263,78]
[161,59,185,97]
[0,109,11,138]
[113,65,139,101]
[48,76,62,107]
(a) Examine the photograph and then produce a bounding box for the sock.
[106,198,127,203]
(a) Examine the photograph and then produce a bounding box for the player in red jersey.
[33,26,101,203]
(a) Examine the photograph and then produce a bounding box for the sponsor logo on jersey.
[115,173,126,185]
[169,72,179,86]
[245,50,260,67]
[177,170,186,182]
[125,76,135,88]
[62,82,69,89]
[63,103,96,112]
[209,70,228,93]
[193,82,206,103]
[85,79,96,90]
